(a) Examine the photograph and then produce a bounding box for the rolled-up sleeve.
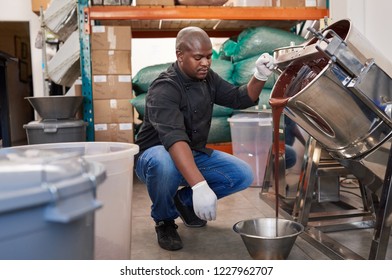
[147,80,190,150]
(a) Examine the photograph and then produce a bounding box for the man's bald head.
[176,26,212,52]
[175,26,213,80]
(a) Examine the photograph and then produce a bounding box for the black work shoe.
[155,220,183,251]
[174,191,207,228]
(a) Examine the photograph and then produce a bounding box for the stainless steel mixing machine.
[270,19,392,259]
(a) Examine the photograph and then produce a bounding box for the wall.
[329,0,392,64]
[0,0,43,97]
[132,38,176,75]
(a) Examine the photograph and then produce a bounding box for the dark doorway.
[0,21,34,147]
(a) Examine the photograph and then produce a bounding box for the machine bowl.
[233,217,304,260]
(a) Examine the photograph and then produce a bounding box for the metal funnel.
[26,96,83,120]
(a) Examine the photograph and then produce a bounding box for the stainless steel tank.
[272,19,392,160]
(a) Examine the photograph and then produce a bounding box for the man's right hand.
[192,180,217,221]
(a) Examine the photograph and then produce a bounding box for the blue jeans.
[135,145,254,223]
[285,145,297,169]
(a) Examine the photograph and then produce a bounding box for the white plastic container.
[228,113,272,187]
[0,149,106,260]
[2,142,139,260]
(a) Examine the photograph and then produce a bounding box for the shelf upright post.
[77,0,94,141]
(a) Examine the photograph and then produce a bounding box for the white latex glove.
[254,53,275,81]
[192,180,217,221]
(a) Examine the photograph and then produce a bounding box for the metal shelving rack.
[77,1,329,141]
[78,0,94,141]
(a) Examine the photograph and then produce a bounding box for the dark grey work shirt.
[135,62,257,156]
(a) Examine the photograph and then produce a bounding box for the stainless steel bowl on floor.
[233,217,304,260]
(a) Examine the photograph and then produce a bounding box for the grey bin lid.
[23,119,87,131]
[0,149,106,221]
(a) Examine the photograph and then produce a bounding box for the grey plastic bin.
[23,119,87,144]
[0,149,106,260]
[3,142,139,260]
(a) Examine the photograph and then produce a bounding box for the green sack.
[232,55,278,88]
[130,93,146,119]
[132,63,172,96]
[131,96,232,143]
[208,117,232,143]
[213,104,233,117]
[258,88,272,109]
[132,59,235,96]
[218,38,237,60]
[232,88,273,114]
[131,94,234,117]
[232,26,305,62]
[212,48,219,60]
[130,93,234,119]
[211,59,234,83]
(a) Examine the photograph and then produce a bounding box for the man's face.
[177,41,212,80]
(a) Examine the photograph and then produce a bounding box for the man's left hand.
[254,53,275,81]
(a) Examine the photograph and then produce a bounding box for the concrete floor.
[130,172,392,260]
[130,137,392,260]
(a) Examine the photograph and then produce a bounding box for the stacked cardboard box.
[273,0,324,6]
[92,0,132,5]
[91,25,134,143]
[136,0,175,5]
[31,0,51,14]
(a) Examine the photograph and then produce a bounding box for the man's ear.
[176,50,183,62]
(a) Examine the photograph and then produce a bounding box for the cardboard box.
[228,0,273,6]
[104,0,120,4]
[93,75,133,99]
[31,0,51,13]
[91,26,132,50]
[276,0,305,7]
[316,0,326,7]
[305,0,317,6]
[102,0,132,4]
[73,83,83,119]
[136,0,175,5]
[93,99,134,123]
[274,0,320,6]
[94,123,134,143]
[92,50,131,75]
